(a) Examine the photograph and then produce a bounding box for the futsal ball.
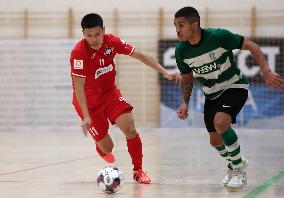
[97,166,124,194]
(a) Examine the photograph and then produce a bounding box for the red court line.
[0,155,96,176]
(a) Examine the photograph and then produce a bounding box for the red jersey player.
[70,13,178,184]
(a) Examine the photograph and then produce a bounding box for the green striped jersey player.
[174,6,284,189]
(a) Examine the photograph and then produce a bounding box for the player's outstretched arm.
[176,72,193,120]
[73,76,92,136]
[130,50,180,82]
[241,37,284,90]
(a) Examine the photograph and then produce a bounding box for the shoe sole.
[136,180,151,184]
[227,180,247,189]
[133,178,151,184]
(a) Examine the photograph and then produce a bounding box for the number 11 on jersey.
[99,59,104,66]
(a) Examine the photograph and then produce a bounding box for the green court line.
[243,170,284,198]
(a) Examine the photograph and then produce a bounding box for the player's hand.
[163,72,182,84]
[81,116,92,136]
[263,70,284,90]
[176,103,189,120]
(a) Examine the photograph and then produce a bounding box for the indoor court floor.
[0,127,283,198]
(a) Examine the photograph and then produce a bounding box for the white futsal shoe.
[223,157,248,187]
[227,158,248,189]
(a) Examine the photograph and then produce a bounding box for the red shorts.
[73,89,133,142]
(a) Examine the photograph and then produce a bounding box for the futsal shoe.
[133,169,151,184]
[223,157,248,186]
[227,158,248,189]
[101,153,115,163]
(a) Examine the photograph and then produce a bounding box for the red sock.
[96,144,107,157]
[127,133,143,171]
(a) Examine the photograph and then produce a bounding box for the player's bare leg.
[96,134,115,163]
[115,112,151,184]
[214,112,248,188]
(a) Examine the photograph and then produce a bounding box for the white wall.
[1,0,283,12]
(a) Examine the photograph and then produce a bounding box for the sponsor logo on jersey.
[74,59,83,69]
[104,47,114,56]
[209,52,217,61]
[95,64,113,79]
[192,62,220,74]
[91,53,96,59]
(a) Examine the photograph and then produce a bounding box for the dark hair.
[81,13,103,29]
[175,7,200,24]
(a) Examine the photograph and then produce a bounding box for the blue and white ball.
[97,166,124,194]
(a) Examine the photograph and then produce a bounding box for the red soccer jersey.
[70,34,135,106]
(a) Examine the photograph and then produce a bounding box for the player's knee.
[214,117,228,133]
[124,126,137,139]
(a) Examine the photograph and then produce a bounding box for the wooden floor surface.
[0,127,283,198]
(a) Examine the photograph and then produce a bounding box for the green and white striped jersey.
[175,28,249,100]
